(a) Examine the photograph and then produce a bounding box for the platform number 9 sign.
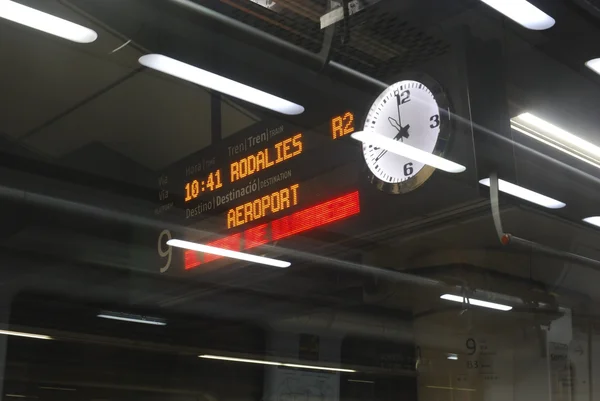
[466,338,476,355]
[158,229,172,273]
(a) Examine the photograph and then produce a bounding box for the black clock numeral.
[400,90,411,104]
[430,114,440,128]
[466,338,477,355]
[404,162,414,176]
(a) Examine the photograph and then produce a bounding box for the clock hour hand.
[388,117,410,141]
[388,117,401,132]
[374,123,411,162]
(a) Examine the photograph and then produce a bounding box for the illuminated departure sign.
[156,114,362,272]
[185,191,360,269]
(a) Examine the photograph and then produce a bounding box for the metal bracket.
[489,172,505,243]
[320,0,376,29]
[488,172,600,270]
[317,1,338,69]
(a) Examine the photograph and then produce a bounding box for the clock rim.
[363,72,452,195]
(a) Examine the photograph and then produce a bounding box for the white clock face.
[362,80,441,184]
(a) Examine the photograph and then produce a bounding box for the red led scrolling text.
[184,191,361,269]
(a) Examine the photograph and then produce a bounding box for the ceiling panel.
[23,70,213,170]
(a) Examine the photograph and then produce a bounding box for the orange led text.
[230,134,302,183]
[227,183,299,229]
[331,112,355,139]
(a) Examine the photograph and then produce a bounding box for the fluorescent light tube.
[97,312,166,326]
[0,329,51,340]
[480,0,555,30]
[511,113,600,170]
[199,354,356,372]
[200,355,282,366]
[440,294,512,311]
[282,363,355,373]
[583,216,600,228]
[139,54,304,115]
[39,387,76,392]
[0,0,97,43]
[479,178,565,209]
[168,239,291,268]
[586,58,600,75]
[426,386,476,392]
[351,131,466,173]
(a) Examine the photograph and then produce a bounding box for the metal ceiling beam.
[168,0,388,92]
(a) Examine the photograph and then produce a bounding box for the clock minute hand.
[395,89,403,128]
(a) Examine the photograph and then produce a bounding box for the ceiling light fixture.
[479,178,565,209]
[0,329,52,340]
[586,58,600,76]
[0,0,98,43]
[39,387,76,392]
[97,312,166,326]
[168,239,291,268]
[200,355,282,366]
[583,216,600,228]
[351,131,466,173]
[426,385,476,392]
[139,54,304,115]
[199,354,356,372]
[480,0,555,30]
[440,294,512,311]
[511,113,600,170]
[283,363,356,373]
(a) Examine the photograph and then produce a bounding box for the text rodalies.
[230,133,302,183]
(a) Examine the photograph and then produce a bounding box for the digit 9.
[466,338,477,355]
[158,229,172,273]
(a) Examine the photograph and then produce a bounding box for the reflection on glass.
[480,0,555,30]
[512,113,600,169]
[351,131,466,173]
[199,354,357,372]
[440,294,513,311]
[0,329,52,340]
[479,178,566,209]
[586,58,600,75]
[139,54,304,115]
[168,239,291,268]
[583,216,600,228]
[0,0,98,43]
[97,312,167,326]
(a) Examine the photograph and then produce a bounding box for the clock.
[362,73,451,194]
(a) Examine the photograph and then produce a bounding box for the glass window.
[1,1,600,401]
